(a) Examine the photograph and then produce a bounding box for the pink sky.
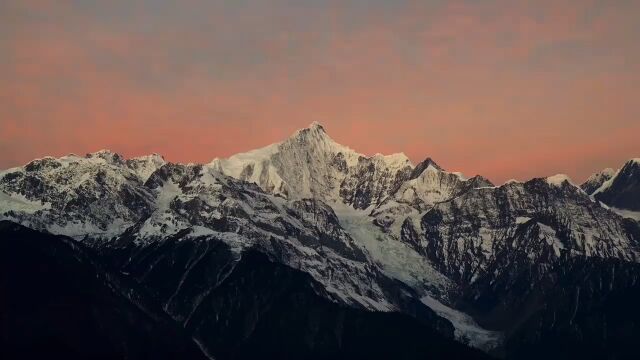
[1,0,639,183]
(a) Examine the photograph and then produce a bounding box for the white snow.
[593,177,615,195]
[611,207,640,221]
[515,216,531,224]
[421,296,502,351]
[209,142,281,177]
[138,180,184,237]
[592,172,618,195]
[208,121,413,202]
[308,120,323,129]
[545,174,573,187]
[187,225,217,238]
[423,164,441,173]
[92,149,113,154]
[591,158,638,196]
[393,166,468,206]
[373,152,413,168]
[583,168,615,185]
[333,202,452,296]
[602,167,616,175]
[128,153,166,181]
[537,223,565,257]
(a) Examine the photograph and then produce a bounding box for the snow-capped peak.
[287,122,358,158]
[90,149,115,155]
[208,122,415,207]
[587,168,615,181]
[126,153,167,182]
[590,158,640,211]
[85,149,124,164]
[409,157,444,178]
[545,174,575,187]
[132,153,165,162]
[291,121,332,140]
[308,120,325,131]
[389,163,473,208]
[581,168,615,195]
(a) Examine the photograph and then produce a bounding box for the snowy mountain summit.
[210,121,414,208]
[2,122,640,357]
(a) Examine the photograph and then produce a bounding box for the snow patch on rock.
[611,207,640,221]
[333,202,453,298]
[0,191,51,214]
[421,296,502,351]
[545,174,574,187]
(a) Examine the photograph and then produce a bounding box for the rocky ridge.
[1,122,639,358]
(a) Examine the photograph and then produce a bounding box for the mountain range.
[1,122,640,359]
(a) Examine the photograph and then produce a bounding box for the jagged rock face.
[105,162,405,311]
[415,179,640,284]
[0,152,154,238]
[580,167,614,195]
[288,199,368,261]
[371,167,493,235]
[339,155,413,209]
[410,157,444,177]
[594,159,640,211]
[391,166,493,211]
[0,148,409,312]
[126,153,167,182]
[210,122,414,209]
[139,163,366,261]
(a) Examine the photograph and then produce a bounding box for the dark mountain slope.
[594,159,640,211]
[0,221,207,360]
[95,232,492,360]
[462,251,640,360]
[182,249,493,360]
